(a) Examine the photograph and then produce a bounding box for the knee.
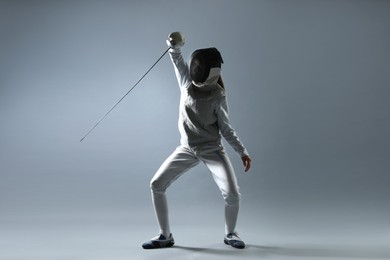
[223,190,241,206]
[150,178,165,193]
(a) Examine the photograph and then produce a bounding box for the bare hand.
[241,155,252,172]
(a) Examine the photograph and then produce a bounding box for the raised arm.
[166,32,191,88]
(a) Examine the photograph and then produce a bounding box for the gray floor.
[1,211,389,260]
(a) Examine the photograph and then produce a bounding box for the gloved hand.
[166,31,185,49]
[242,155,252,172]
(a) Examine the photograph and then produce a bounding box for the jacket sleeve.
[169,48,191,89]
[215,96,249,157]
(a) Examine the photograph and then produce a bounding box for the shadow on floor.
[173,244,390,259]
[173,245,244,255]
[246,244,390,259]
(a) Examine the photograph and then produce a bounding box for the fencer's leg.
[150,146,199,237]
[151,190,170,237]
[202,147,241,235]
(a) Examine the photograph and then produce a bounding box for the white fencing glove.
[166,31,185,49]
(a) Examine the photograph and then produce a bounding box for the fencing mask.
[190,47,224,87]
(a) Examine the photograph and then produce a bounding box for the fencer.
[142,32,252,249]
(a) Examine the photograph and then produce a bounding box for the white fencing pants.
[150,145,241,237]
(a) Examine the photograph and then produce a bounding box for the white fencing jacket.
[169,48,249,158]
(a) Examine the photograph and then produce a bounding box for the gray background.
[1,0,389,259]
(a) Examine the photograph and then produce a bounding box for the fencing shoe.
[142,233,175,249]
[224,232,245,249]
